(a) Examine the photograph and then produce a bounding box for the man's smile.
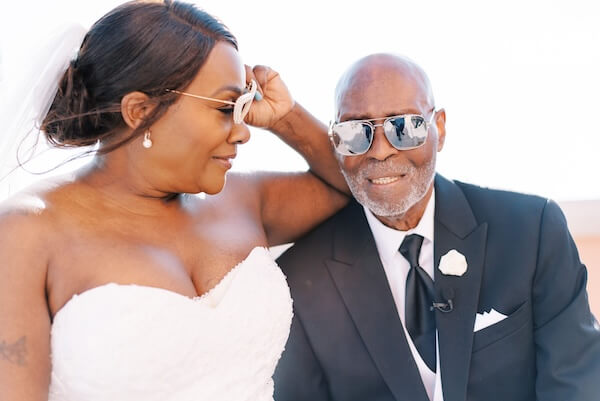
[368,174,407,185]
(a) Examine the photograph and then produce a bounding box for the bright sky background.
[1,0,599,201]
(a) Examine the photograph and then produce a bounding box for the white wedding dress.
[48,247,293,401]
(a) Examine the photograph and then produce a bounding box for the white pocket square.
[474,309,507,332]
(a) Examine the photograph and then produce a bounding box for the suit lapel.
[325,202,430,401]
[433,175,488,401]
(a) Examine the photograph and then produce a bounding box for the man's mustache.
[357,159,416,179]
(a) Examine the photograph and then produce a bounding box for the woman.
[0,1,348,400]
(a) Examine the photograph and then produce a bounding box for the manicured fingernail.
[254,91,263,101]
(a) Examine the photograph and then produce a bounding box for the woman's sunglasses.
[328,111,436,156]
[168,80,257,124]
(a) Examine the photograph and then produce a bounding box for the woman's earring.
[142,130,153,149]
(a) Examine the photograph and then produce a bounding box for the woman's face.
[132,41,250,195]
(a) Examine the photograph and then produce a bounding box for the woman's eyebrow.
[210,85,243,97]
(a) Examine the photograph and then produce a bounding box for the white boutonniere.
[438,249,468,276]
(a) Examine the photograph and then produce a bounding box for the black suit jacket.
[274,175,600,401]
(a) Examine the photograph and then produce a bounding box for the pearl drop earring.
[142,130,153,149]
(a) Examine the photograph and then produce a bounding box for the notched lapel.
[325,202,430,401]
[434,175,488,401]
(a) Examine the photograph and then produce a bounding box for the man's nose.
[228,122,251,145]
[367,125,397,160]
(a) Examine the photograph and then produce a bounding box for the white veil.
[0,23,87,200]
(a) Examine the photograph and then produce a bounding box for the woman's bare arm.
[0,210,51,401]
[269,102,350,196]
[257,103,350,245]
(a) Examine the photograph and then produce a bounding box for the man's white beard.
[341,155,436,218]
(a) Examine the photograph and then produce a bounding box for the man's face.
[335,66,445,218]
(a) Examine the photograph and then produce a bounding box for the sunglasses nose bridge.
[371,122,393,148]
[367,122,398,159]
[370,122,386,137]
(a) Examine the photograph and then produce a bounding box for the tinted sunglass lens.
[384,117,405,148]
[241,98,253,118]
[233,92,254,123]
[408,116,428,145]
[333,122,373,155]
[411,115,425,129]
[384,116,427,149]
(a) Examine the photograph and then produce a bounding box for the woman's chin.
[198,178,226,196]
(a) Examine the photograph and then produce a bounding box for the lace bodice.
[48,247,293,401]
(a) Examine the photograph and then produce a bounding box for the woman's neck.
[77,154,183,217]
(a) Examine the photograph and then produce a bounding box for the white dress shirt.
[363,190,444,401]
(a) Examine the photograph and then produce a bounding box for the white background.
[1,0,599,201]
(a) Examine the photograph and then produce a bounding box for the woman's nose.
[229,122,251,145]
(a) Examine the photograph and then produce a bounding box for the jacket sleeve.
[274,312,332,401]
[533,200,600,400]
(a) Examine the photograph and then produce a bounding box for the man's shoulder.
[443,178,561,235]
[451,178,549,214]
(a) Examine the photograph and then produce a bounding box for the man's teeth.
[371,176,401,185]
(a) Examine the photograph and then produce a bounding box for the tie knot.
[399,234,424,268]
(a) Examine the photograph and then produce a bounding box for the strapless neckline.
[48,245,293,401]
[53,246,267,322]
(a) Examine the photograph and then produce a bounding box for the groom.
[273,54,600,401]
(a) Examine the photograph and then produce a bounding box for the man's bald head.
[331,53,445,225]
[334,54,435,121]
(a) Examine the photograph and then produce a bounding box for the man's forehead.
[334,54,434,119]
[335,72,431,121]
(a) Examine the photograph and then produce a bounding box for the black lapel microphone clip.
[431,288,454,313]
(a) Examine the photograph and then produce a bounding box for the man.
[273,54,600,401]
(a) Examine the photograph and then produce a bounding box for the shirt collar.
[363,189,435,265]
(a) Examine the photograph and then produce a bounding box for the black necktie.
[400,234,437,372]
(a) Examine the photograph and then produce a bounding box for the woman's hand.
[244,65,294,129]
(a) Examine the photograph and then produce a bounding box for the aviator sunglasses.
[168,79,258,124]
[329,110,436,155]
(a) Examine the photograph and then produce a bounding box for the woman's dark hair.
[41,0,237,153]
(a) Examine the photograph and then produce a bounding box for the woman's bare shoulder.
[0,198,53,288]
[0,176,77,244]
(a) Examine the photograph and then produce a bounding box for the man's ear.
[434,108,446,152]
[120,91,155,129]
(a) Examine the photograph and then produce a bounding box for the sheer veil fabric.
[0,23,87,199]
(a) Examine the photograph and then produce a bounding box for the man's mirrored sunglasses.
[329,111,436,156]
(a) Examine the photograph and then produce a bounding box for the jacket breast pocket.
[472,300,531,353]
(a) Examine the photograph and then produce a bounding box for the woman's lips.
[212,154,235,170]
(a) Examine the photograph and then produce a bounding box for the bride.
[0,1,348,400]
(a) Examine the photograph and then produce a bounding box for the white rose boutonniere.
[438,249,468,276]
